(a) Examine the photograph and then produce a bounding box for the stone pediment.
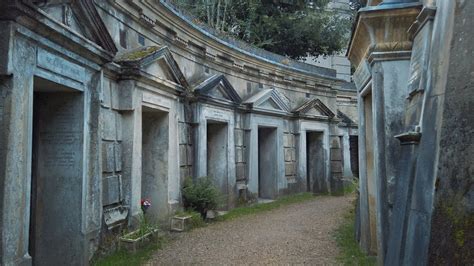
[337,110,356,125]
[243,89,290,114]
[115,46,189,88]
[194,75,242,104]
[293,98,335,119]
[37,0,117,54]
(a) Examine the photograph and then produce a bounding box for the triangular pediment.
[115,46,189,88]
[337,110,356,125]
[243,89,290,114]
[37,0,117,54]
[260,98,283,110]
[194,75,241,104]
[293,98,335,119]
[143,57,177,83]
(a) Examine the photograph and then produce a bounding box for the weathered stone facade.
[0,0,357,264]
[348,0,473,264]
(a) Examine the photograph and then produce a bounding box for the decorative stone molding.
[75,0,118,54]
[194,74,242,106]
[173,35,188,48]
[407,6,437,38]
[293,98,336,119]
[139,13,157,28]
[243,89,291,115]
[348,3,422,68]
[395,130,422,145]
[115,45,189,88]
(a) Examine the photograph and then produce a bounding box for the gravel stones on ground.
[148,195,353,265]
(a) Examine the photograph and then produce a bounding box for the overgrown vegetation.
[92,237,168,266]
[182,176,222,217]
[219,192,315,221]
[333,200,376,265]
[169,0,352,59]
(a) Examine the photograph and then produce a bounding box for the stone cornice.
[0,0,116,65]
[347,3,422,68]
[104,0,343,91]
[407,6,437,39]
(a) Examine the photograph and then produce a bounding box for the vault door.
[141,108,169,221]
[306,132,326,193]
[30,87,84,266]
[258,127,277,199]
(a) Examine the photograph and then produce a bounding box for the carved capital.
[348,3,422,68]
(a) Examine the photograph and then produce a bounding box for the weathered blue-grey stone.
[102,141,115,173]
[235,129,244,146]
[114,142,122,172]
[101,78,111,108]
[187,145,193,166]
[115,112,122,141]
[235,146,244,163]
[284,148,293,162]
[179,122,188,144]
[179,144,187,166]
[236,163,246,180]
[285,162,295,176]
[103,175,121,206]
[102,108,116,141]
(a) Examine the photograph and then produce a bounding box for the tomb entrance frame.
[194,104,236,209]
[296,121,331,194]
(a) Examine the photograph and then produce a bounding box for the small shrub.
[182,176,221,217]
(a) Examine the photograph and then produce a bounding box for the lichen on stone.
[116,46,162,62]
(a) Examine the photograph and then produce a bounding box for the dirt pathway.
[148,195,353,265]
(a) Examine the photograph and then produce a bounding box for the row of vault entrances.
[27,76,326,264]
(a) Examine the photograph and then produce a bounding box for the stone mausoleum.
[348,0,473,265]
[0,0,358,264]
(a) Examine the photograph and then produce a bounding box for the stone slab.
[235,129,244,146]
[179,145,187,166]
[285,162,295,176]
[102,108,116,141]
[103,175,122,206]
[114,142,122,172]
[235,147,244,163]
[102,141,115,173]
[236,163,246,180]
[186,145,193,166]
[101,78,111,108]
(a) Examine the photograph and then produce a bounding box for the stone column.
[82,70,105,261]
[119,80,143,222]
[0,22,35,266]
[329,133,344,195]
[370,50,412,263]
[347,3,421,264]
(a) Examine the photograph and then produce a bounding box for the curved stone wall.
[0,0,357,264]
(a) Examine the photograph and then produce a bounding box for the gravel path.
[148,195,353,265]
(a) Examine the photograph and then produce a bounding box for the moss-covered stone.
[117,46,161,62]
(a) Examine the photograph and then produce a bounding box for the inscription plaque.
[353,60,371,90]
[37,48,85,84]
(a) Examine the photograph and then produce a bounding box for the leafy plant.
[182,176,221,218]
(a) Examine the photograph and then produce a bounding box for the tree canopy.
[170,0,352,59]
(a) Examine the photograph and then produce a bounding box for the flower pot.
[119,228,159,253]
